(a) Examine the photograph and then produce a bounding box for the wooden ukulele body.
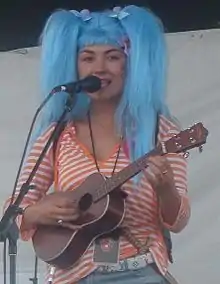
[33,173,126,269]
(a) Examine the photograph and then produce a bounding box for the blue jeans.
[79,264,168,284]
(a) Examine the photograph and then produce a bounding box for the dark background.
[0,0,219,51]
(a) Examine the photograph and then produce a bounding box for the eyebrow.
[80,48,122,55]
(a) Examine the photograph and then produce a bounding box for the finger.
[55,213,80,222]
[148,161,163,179]
[145,170,157,187]
[146,168,159,188]
[54,207,80,216]
[42,217,80,226]
[57,199,78,208]
[148,157,170,176]
[61,222,82,230]
[148,156,167,169]
[50,207,80,222]
[38,217,62,226]
[147,161,167,188]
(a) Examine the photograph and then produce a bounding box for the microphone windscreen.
[81,76,102,93]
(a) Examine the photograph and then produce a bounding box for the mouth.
[100,79,111,88]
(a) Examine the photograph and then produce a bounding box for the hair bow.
[109,6,130,20]
[70,9,92,21]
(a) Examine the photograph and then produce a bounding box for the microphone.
[51,75,101,94]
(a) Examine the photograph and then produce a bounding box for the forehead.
[79,45,123,54]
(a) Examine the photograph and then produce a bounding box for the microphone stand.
[29,256,38,284]
[0,94,76,284]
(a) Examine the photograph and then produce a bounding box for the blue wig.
[34,5,170,168]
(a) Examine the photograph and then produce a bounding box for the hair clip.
[70,9,92,22]
[80,9,92,21]
[123,38,130,55]
[118,37,130,56]
[109,6,130,20]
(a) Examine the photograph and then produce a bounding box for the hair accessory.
[123,37,130,55]
[70,9,92,21]
[109,6,130,20]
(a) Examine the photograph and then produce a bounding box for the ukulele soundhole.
[78,193,93,211]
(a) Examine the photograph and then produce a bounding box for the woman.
[5,5,190,284]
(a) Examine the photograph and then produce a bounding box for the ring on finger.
[57,219,63,225]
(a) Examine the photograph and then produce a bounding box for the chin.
[88,89,118,101]
[87,91,104,100]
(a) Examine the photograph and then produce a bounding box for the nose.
[93,56,107,74]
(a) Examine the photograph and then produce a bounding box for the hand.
[145,155,175,195]
[23,192,80,228]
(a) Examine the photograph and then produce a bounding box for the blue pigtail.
[33,10,89,141]
[116,6,170,164]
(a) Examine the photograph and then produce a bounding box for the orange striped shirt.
[5,115,190,284]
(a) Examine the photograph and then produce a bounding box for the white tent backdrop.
[0,29,219,283]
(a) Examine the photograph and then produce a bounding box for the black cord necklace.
[87,110,122,177]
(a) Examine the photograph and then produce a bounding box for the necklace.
[88,111,153,256]
[87,110,122,176]
[87,112,154,258]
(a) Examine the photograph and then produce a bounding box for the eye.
[81,56,94,63]
[108,54,122,61]
[107,51,125,62]
[107,54,121,61]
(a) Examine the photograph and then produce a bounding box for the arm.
[147,115,191,233]
[158,152,190,233]
[3,125,55,241]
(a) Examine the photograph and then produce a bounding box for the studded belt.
[96,253,154,273]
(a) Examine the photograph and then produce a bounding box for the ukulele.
[32,122,208,269]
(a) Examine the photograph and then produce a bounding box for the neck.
[87,99,122,139]
[89,99,118,124]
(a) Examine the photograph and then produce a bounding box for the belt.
[96,253,154,273]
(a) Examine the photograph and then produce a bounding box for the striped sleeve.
[3,124,55,241]
[157,115,191,233]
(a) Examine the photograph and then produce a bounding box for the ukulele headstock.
[163,122,209,155]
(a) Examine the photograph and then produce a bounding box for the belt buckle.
[127,255,147,270]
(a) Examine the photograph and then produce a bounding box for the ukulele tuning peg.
[199,146,203,153]
[183,152,190,159]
